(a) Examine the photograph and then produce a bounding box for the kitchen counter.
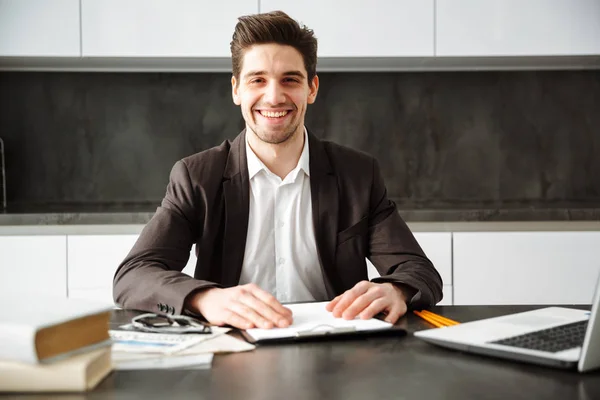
[0,210,155,226]
[1,202,599,234]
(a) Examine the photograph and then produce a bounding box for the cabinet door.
[0,235,67,297]
[261,0,434,57]
[413,232,452,286]
[453,232,600,305]
[414,232,452,305]
[0,0,80,56]
[67,235,198,304]
[367,232,452,305]
[436,0,600,56]
[81,0,258,57]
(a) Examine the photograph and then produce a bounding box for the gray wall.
[0,70,598,209]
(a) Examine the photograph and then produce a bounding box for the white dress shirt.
[238,128,329,303]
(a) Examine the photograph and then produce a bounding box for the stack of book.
[0,297,114,393]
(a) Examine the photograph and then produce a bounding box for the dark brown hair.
[230,11,318,84]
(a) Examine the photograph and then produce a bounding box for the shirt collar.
[245,127,310,180]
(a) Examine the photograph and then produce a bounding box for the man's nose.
[263,82,286,105]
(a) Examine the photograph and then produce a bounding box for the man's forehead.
[240,44,307,78]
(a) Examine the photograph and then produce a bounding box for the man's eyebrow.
[243,70,306,79]
[282,71,306,79]
[243,70,267,79]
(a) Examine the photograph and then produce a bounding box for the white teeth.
[259,110,289,118]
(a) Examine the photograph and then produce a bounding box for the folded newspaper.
[109,324,231,354]
[109,325,255,369]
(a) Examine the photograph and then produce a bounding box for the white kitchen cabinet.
[413,232,452,286]
[0,0,80,57]
[367,232,453,305]
[453,231,600,305]
[67,234,198,304]
[0,235,67,297]
[436,0,600,56]
[415,232,452,305]
[81,0,258,57]
[260,0,434,57]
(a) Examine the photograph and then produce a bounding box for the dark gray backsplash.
[0,70,598,209]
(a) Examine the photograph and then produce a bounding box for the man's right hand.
[184,284,293,330]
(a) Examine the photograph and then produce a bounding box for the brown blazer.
[113,130,443,315]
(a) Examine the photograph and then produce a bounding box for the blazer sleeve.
[112,160,221,315]
[367,159,444,308]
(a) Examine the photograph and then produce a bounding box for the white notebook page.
[245,301,392,341]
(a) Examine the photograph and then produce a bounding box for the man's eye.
[284,78,299,83]
[250,79,264,84]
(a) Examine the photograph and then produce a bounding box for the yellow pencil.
[414,310,445,328]
[420,310,460,326]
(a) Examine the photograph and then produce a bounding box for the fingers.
[329,282,407,324]
[340,287,383,320]
[246,284,292,319]
[357,298,404,323]
[382,303,405,324]
[325,295,341,311]
[357,298,389,320]
[237,284,292,328]
[194,286,289,329]
[221,309,254,330]
[228,300,276,329]
[331,281,371,318]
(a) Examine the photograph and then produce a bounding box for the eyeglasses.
[131,313,212,334]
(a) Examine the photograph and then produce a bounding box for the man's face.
[232,43,319,145]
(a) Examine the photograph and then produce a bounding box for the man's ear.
[231,75,241,105]
[307,75,319,104]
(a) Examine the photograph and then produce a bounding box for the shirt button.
[278,257,285,265]
[278,221,284,228]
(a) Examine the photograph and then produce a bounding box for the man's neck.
[247,127,305,180]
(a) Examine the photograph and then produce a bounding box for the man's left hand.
[325,281,409,324]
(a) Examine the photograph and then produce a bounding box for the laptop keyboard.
[488,320,588,353]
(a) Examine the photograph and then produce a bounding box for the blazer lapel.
[308,131,342,297]
[221,130,250,287]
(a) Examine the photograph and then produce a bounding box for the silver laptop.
[414,272,600,372]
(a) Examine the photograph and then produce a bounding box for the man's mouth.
[256,110,291,119]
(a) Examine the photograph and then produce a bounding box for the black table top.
[4,305,600,400]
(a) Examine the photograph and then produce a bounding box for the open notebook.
[242,301,405,343]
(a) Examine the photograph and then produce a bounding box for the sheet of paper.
[245,301,392,341]
[109,326,230,354]
[113,353,214,370]
[112,334,254,370]
[177,333,255,354]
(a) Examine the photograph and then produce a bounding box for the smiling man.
[113,11,443,329]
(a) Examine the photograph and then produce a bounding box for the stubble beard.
[249,119,301,145]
